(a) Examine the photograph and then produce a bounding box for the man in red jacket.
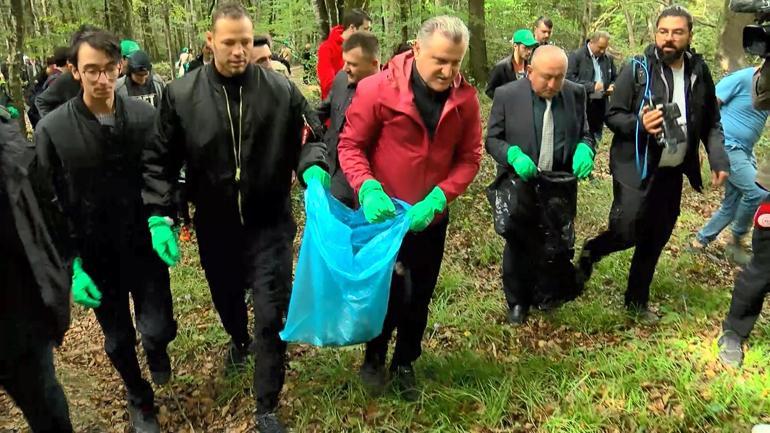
[316,8,371,99]
[337,15,482,399]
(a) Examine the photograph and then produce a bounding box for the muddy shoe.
[390,364,419,402]
[687,235,707,253]
[256,412,286,433]
[359,361,387,396]
[223,339,251,374]
[717,330,744,368]
[725,242,752,266]
[627,305,660,325]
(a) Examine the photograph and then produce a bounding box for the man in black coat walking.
[485,29,538,99]
[567,30,618,143]
[35,30,176,433]
[1,103,73,433]
[142,4,328,432]
[579,6,729,323]
[317,31,380,207]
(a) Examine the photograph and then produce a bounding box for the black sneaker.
[256,412,286,433]
[718,330,744,368]
[577,248,594,283]
[127,403,160,433]
[224,339,251,374]
[627,305,660,325]
[359,361,387,396]
[390,364,419,401]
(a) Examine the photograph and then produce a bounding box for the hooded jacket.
[317,25,345,100]
[337,51,482,211]
[606,44,728,191]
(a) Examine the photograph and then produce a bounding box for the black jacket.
[317,70,356,206]
[34,94,157,267]
[35,71,81,119]
[486,77,594,175]
[606,44,728,191]
[143,63,327,227]
[1,115,70,348]
[566,42,618,99]
[485,55,527,99]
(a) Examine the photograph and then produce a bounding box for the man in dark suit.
[486,44,595,325]
[567,30,618,143]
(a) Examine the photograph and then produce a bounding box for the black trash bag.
[486,170,583,308]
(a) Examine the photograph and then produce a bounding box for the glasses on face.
[80,65,120,81]
[657,28,688,39]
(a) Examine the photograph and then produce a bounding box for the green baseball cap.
[511,29,538,47]
[120,40,141,58]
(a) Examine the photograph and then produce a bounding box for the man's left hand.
[712,171,729,187]
[407,187,447,232]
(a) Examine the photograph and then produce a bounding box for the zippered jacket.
[142,63,327,226]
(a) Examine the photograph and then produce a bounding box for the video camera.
[731,0,770,57]
[650,102,687,154]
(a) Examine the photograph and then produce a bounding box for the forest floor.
[2,77,770,433]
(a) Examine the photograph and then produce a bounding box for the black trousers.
[502,235,539,309]
[87,251,177,409]
[583,168,683,307]
[0,341,73,432]
[587,99,607,139]
[196,215,295,414]
[724,197,770,339]
[365,217,448,368]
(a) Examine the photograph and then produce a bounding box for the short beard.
[656,45,686,65]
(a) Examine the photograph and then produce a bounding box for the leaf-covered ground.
[3,91,770,433]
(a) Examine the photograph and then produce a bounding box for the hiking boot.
[725,241,752,266]
[256,412,286,433]
[688,234,707,253]
[359,361,387,396]
[390,364,419,401]
[627,305,660,325]
[718,330,744,368]
[224,339,250,374]
[127,403,160,433]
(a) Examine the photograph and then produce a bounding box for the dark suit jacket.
[316,70,356,207]
[485,55,527,99]
[566,42,618,99]
[485,78,594,175]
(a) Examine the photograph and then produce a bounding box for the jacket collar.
[72,90,124,123]
[327,25,345,47]
[206,62,254,87]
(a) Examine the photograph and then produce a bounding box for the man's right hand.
[594,81,604,93]
[148,216,180,267]
[71,257,102,309]
[641,106,664,135]
[359,179,396,224]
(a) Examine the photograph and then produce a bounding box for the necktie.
[538,98,554,171]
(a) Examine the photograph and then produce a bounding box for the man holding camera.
[579,5,729,322]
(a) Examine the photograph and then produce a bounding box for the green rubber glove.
[148,216,180,267]
[302,165,331,188]
[572,142,595,180]
[407,187,447,232]
[359,179,396,224]
[6,105,19,120]
[71,257,102,309]
[507,146,537,181]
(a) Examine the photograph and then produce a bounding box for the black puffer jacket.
[143,63,327,227]
[1,112,70,347]
[34,94,156,267]
[606,44,728,191]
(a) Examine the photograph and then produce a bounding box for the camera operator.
[579,5,729,323]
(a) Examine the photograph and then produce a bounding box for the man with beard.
[485,29,539,99]
[534,16,554,47]
[142,3,328,431]
[578,5,729,323]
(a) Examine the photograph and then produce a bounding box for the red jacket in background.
[337,51,482,211]
[316,26,345,100]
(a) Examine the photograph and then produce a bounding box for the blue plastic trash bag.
[280,180,411,346]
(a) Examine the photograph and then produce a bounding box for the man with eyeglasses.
[578,5,729,323]
[34,30,176,433]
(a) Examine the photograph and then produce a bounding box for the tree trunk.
[467,0,487,84]
[716,0,754,73]
[162,3,174,72]
[26,0,41,37]
[106,0,133,38]
[9,0,26,130]
[580,0,592,45]
[623,7,636,49]
[399,0,409,43]
[313,0,331,39]
[188,0,197,52]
